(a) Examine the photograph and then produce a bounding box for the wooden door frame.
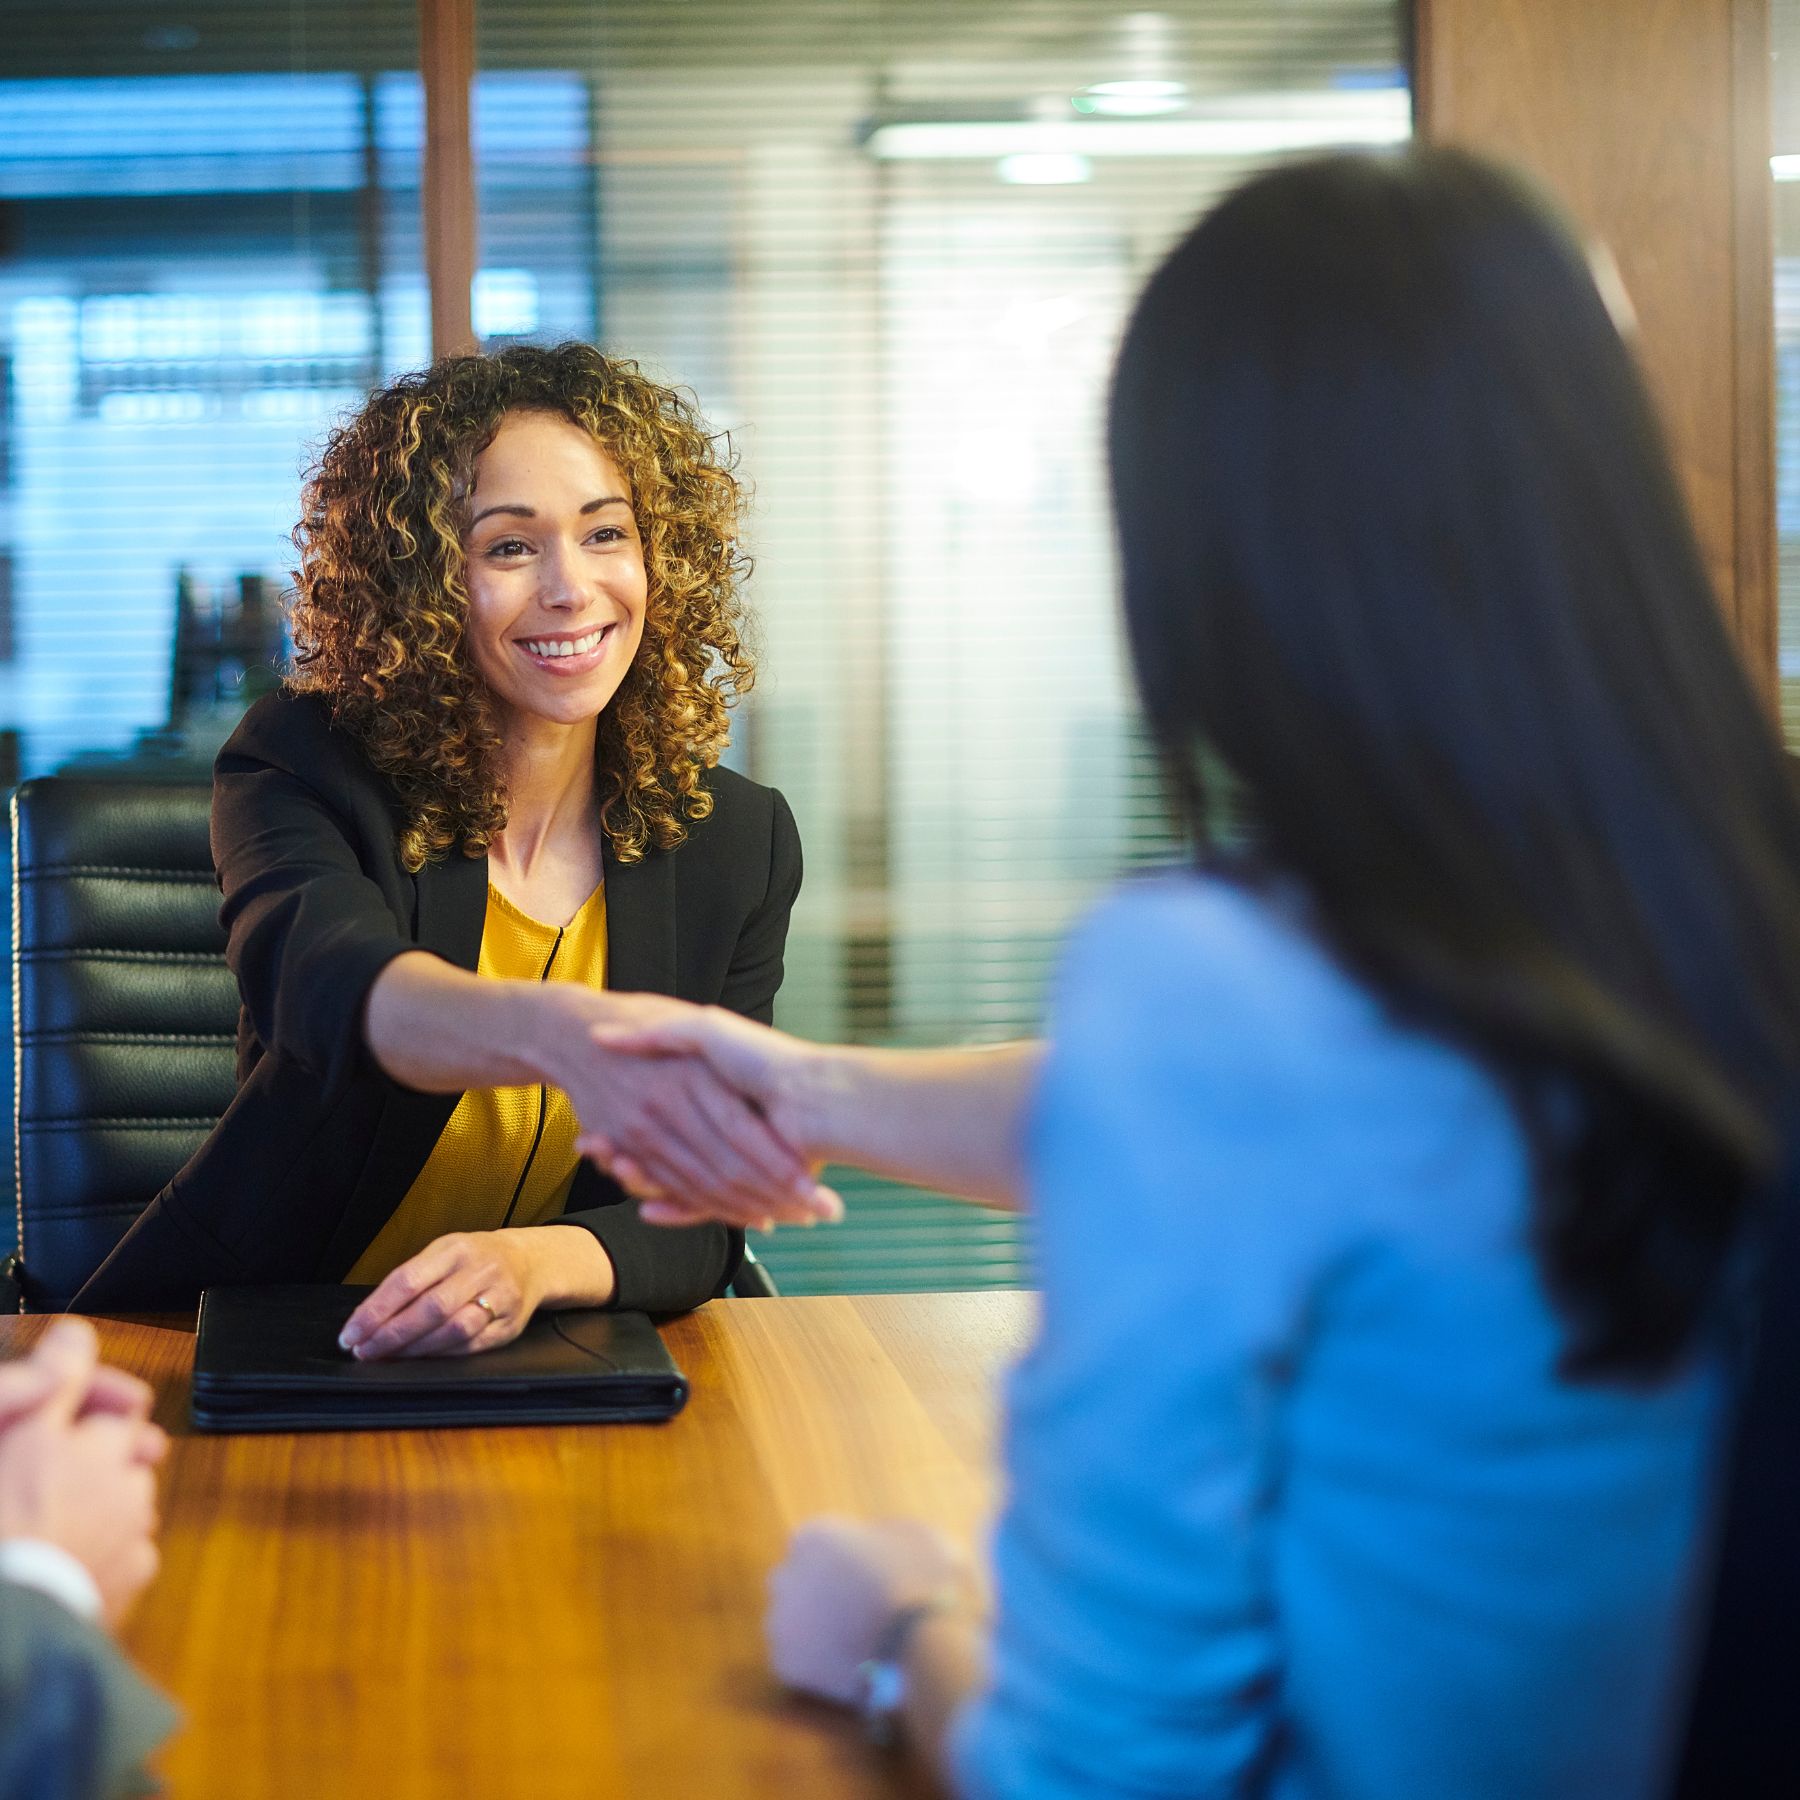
[419,0,478,359]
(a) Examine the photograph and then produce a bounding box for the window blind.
[476,0,1410,1293]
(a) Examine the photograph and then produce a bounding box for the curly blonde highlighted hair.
[289,342,754,871]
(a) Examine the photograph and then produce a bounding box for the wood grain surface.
[0,1292,1034,1799]
[1415,0,1777,704]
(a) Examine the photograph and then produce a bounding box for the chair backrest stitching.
[16,949,226,964]
[20,1116,223,1130]
[18,1036,237,1051]
[18,867,216,882]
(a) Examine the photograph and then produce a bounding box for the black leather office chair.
[9,779,235,1311]
[5,775,774,1310]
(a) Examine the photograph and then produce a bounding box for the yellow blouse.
[346,880,608,1285]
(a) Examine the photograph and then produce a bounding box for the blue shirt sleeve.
[952,878,1367,1798]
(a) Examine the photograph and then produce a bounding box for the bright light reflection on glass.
[1073,78,1188,116]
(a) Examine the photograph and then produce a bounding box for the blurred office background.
[0,1,1416,1289]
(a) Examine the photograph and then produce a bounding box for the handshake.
[576,998,845,1232]
[570,998,1036,1230]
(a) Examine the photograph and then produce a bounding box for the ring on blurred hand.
[473,1294,499,1322]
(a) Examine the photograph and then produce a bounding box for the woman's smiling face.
[461,409,649,734]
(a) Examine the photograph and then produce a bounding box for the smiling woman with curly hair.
[78,343,834,1343]
[290,343,754,872]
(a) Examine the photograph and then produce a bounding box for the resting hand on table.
[0,1322,159,1438]
[765,1516,974,1706]
[0,1317,167,1626]
[338,1226,586,1360]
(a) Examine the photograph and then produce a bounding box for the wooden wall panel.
[1415,0,1777,705]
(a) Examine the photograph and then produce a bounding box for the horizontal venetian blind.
[476,0,1411,1294]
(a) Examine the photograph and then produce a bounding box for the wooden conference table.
[0,1291,1034,1799]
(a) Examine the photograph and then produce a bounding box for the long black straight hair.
[1109,147,1800,1378]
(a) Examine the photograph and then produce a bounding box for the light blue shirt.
[952,874,1728,1798]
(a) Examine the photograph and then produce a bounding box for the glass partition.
[1,2,1412,1289]
[473,1,1411,1290]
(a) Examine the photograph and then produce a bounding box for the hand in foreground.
[766,1516,974,1706]
[585,998,840,1229]
[0,1318,167,1626]
[0,1328,158,1438]
[339,1228,553,1360]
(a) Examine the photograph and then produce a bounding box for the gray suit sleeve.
[0,1583,179,1800]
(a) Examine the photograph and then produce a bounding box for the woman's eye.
[589,526,626,545]
[486,538,530,558]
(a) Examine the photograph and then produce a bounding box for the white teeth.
[522,627,607,659]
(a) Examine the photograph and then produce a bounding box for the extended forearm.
[801,1042,1042,1209]
[363,951,593,1093]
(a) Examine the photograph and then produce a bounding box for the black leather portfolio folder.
[190,1284,690,1432]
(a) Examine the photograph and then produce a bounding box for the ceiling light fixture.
[997,152,1094,185]
[864,91,1410,163]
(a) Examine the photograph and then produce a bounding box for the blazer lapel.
[604,838,679,996]
[413,842,490,972]
[318,849,489,1277]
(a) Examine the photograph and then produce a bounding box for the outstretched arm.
[364,951,817,1211]
[589,1000,1042,1223]
[780,1040,1040,1209]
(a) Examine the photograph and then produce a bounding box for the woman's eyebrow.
[467,496,628,529]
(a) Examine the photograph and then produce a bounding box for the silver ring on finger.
[472,1293,500,1323]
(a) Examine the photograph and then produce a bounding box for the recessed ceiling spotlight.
[1073,79,1188,118]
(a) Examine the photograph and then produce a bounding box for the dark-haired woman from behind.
[77,344,835,1348]
[595,148,1800,1795]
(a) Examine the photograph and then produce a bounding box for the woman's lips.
[514,623,616,676]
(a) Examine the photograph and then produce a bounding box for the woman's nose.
[536,541,587,608]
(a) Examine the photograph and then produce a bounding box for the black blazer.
[74,692,802,1314]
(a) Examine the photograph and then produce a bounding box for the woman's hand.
[585,998,843,1227]
[765,1516,974,1706]
[338,1226,586,1360]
